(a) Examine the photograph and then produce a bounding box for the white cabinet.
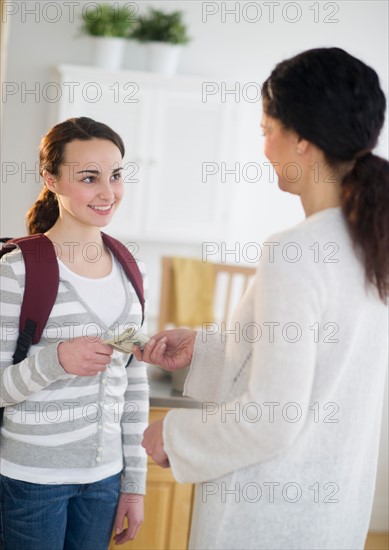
[51,65,238,244]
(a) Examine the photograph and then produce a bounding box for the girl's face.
[45,138,124,229]
[261,113,302,195]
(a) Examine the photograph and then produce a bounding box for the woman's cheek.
[263,137,272,161]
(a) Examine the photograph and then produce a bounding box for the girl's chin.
[94,217,114,227]
[84,215,114,229]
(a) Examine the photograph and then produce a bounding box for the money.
[105,326,150,354]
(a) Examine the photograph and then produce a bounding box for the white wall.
[1,0,388,531]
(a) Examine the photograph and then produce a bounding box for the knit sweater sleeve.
[0,253,67,408]
[182,331,227,403]
[120,266,150,494]
[163,247,324,483]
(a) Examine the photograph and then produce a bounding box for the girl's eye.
[112,173,122,182]
[83,176,95,184]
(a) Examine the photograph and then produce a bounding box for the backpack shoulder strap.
[101,233,145,324]
[1,235,59,358]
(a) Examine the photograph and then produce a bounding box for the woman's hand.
[114,493,144,544]
[142,419,170,468]
[133,328,196,372]
[57,337,113,376]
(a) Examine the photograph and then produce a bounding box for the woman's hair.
[26,117,125,235]
[262,47,388,303]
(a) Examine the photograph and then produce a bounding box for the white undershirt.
[58,252,127,327]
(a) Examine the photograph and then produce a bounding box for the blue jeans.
[0,472,121,550]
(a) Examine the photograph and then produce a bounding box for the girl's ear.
[43,170,57,193]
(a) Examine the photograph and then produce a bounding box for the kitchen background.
[1,0,388,534]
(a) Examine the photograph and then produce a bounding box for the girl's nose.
[99,181,115,201]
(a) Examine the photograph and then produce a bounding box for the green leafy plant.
[131,8,190,45]
[80,3,136,38]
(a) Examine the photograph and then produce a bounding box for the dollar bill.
[105,326,150,354]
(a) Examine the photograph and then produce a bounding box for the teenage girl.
[0,117,148,550]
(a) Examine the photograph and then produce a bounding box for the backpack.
[0,232,144,367]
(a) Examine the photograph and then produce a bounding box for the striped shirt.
[0,247,149,494]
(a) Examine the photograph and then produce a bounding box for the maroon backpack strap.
[101,233,145,324]
[2,235,59,350]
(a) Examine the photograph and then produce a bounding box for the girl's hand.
[133,329,196,372]
[114,493,144,544]
[57,337,113,376]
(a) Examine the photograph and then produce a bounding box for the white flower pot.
[146,42,182,75]
[92,36,126,71]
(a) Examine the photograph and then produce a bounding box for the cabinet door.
[109,408,194,550]
[109,462,193,550]
[51,66,237,244]
[142,89,236,243]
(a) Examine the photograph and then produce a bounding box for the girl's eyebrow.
[75,167,123,175]
[76,169,100,174]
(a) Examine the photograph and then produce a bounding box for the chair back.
[158,257,256,331]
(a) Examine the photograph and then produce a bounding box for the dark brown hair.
[26,117,125,235]
[262,47,388,303]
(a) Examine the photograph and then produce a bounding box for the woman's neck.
[295,146,351,218]
[299,162,343,218]
[301,191,342,218]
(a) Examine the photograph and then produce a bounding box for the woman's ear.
[43,170,57,193]
[296,137,309,155]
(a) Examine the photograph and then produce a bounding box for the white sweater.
[163,207,388,550]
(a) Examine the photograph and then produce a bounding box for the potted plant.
[130,8,190,75]
[80,3,136,70]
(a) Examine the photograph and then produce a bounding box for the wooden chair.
[158,257,256,331]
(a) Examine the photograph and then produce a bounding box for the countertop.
[148,366,201,409]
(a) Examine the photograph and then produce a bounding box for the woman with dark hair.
[0,117,148,549]
[136,48,388,549]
